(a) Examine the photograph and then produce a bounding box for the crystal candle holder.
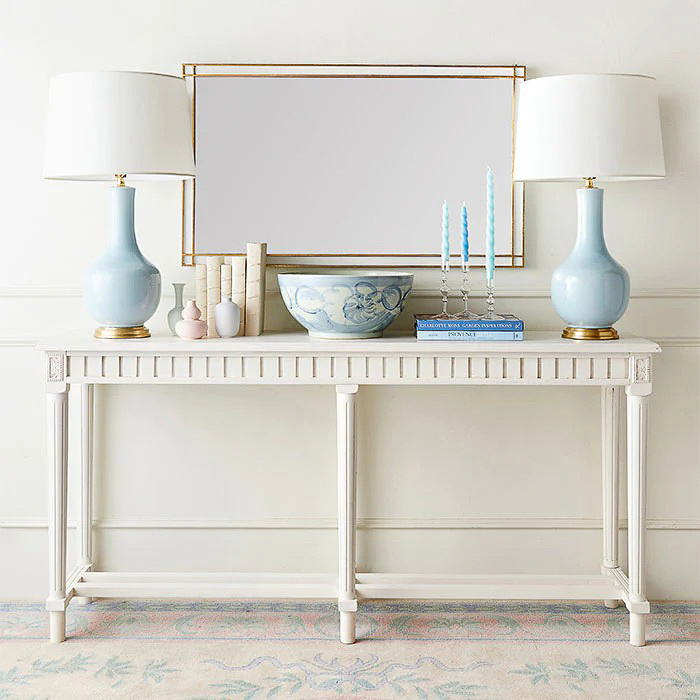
[427,263,455,320]
[454,264,480,319]
[482,278,505,320]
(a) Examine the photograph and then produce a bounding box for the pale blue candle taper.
[438,200,450,317]
[486,168,495,282]
[459,203,475,318]
[441,200,450,272]
[461,203,469,270]
[485,167,499,318]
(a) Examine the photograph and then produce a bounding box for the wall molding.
[1,286,699,300]
[654,337,700,347]
[0,286,83,298]
[1,516,699,531]
[1,286,698,350]
[408,287,700,300]
[0,338,36,347]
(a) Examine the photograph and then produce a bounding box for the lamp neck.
[574,186,608,255]
[107,185,137,250]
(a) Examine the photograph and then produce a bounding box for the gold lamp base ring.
[94,325,150,339]
[562,326,619,341]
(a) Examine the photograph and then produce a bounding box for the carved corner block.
[634,357,651,383]
[627,355,652,396]
[46,352,67,392]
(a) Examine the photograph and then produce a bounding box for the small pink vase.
[175,299,208,339]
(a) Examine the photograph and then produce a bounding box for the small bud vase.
[215,296,241,338]
[167,283,186,336]
[175,299,207,340]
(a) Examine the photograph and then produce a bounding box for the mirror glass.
[183,65,524,268]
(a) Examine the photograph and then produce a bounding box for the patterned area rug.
[0,601,699,699]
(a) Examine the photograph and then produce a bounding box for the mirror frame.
[181,63,526,268]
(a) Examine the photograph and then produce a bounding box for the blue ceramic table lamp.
[44,71,195,338]
[513,74,665,340]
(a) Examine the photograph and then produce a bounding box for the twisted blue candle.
[486,168,495,282]
[441,200,450,272]
[461,203,469,270]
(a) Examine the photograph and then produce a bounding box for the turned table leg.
[602,387,621,608]
[626,386,650,646]
[46,386,69,642]
[337,385,358,644]
[74,384,94,605]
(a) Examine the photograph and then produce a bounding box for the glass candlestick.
[440,268,449,316]
[427,263,453,319]
[455,265,479,319]
[483,278,505,320]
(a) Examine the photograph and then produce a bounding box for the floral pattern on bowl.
[278,273,413,339]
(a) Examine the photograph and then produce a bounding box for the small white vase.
[167,283,186,336]
[215,296,241,338]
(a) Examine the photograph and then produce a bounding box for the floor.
[0,601,699,699]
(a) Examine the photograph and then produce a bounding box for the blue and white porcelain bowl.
[278,272,414,339]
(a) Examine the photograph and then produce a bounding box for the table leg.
[337,385,358,644]
[626,388,649,646]
[46,387,69,642]
[74,384,94,605]
[602,387,621,608]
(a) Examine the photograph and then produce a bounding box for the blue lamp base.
[551,186,629,341]
[84,185,161,339]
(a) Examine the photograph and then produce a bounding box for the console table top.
[39,331,661,355]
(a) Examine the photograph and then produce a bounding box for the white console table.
[40,331,660,646]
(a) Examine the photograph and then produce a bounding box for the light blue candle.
[486,168,495,282]
[441,200,450,271]
[461,203,469,270]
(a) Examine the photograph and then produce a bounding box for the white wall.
[1,0,699,600]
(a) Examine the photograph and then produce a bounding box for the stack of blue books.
[414,314,524,341]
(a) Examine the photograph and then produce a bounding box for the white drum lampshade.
[44,71,195,339]
[512,74,665,341]
[513,73,665,182]
[44,71,195,180]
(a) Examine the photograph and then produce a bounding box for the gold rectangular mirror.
[182,64,525,268]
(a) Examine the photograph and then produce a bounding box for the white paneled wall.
[1,0,699,599]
